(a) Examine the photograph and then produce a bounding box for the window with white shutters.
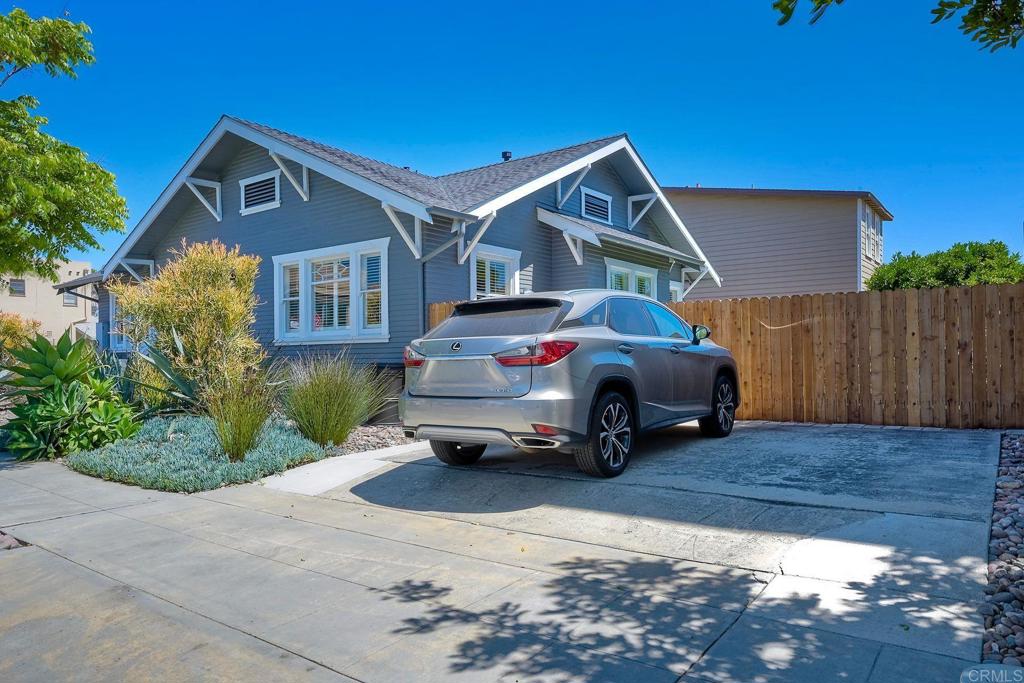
[471,245,521,300]
[272,238,389,343]
[605,258,657,298]
[581,187,612,224]
[239,171,281,215]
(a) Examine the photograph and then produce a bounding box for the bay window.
[273,237,389,343]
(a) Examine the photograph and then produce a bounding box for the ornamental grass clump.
[280,354,393,447]
[204,370,276,462]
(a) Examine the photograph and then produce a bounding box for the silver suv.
[400,290,738,477]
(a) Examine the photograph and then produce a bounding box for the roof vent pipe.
[501,151,512,162]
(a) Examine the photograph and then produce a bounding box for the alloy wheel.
[599,401,631,468]
[717,382,736,431]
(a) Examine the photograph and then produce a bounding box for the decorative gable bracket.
[382,203,425,259]
[563,233,584,266]
[184,178,222,222]
[627,193,657,229]
[556,164,592,209]
[269,152,309,201]
[458,212,497,264]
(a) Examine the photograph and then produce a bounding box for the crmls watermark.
[962,664,1024,682]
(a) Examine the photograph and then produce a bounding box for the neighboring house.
[665,187,892,300]
[2,261,97,341]
[58,116,719,363]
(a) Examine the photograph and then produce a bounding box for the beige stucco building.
[2,260,97,341]
[666,188,892,300]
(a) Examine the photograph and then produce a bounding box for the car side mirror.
[693,324,711,344]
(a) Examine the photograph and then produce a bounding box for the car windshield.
[426,299,569,338]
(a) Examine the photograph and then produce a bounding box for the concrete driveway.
[0,422,998,682]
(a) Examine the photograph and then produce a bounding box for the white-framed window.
[471,244,521,299]
[239,170,281,215]
[62,290,77,307]
[606,257,657,299]
[669,280,685,303]
[581,186,612,225]
[272,237,390,344]
[108,293,133,352]
[8,278,25,297]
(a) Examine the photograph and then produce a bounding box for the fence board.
[905,290,921,426]
[429,282,1024,428]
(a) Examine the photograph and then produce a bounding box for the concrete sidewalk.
[0,423,997,682]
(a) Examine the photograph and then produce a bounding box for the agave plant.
[132,328,202,411]
[0,330,95,395]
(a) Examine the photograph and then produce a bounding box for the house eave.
[101,116,436,278]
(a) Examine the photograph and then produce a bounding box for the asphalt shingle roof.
[231,117,625,214]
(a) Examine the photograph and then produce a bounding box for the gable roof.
[235,118,625,214]
[99,116,718,285]
[438,135,626,211]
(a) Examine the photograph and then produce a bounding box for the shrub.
[108,240,264,397]
[1,332,140,460]
[280,354,393,446]
[205,370,275,461]
[3,379,140,460]
[65,415,324,493]
[124,353,174,411]
[0,312,40,366]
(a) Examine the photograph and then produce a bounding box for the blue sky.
[12,0,1024,268]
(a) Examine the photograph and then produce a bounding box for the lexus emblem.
[450,341,463,352]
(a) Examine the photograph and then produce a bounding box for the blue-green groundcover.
[66,416,325,493]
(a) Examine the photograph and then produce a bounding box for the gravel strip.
[328,425,413,456]
[982,433,1024,666]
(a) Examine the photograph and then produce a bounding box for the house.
[665,187,892,300]
[2,260,97,341]
[58,117,719,364]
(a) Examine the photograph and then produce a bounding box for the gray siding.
[146,141,423,364]
[104,144,694,359]
[668,193,860,299]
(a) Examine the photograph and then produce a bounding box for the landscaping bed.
[65,416,325,493]
[982,432,1024,665]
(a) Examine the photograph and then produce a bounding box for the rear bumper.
[399,392,587,449]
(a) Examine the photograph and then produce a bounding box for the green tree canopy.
[867,240,1024,291]
[0,8,126,281]
[774,0,1023,51]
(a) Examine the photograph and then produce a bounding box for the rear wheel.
[430,440,487,465]
[699,375,736,438]
[573,391,634,478]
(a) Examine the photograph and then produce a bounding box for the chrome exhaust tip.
[514,436,560,449]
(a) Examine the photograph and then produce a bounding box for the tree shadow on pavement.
[368,554,975,681]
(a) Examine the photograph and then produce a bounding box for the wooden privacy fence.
[670,284,1024,429]
[426,284,1024,429]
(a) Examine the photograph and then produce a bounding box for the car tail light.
[494,341,578,367]
[403,346,425,368]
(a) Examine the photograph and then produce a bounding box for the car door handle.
[617,343,634,354]
[669,345,682,354]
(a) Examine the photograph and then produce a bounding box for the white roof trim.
[102,117,433,278]
[474,138,720,286]
[535,208,602,246]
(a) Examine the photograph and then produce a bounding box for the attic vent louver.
[239,171,281,215]
[581,187,612,224]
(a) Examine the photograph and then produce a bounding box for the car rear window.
[426,299,569,338]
